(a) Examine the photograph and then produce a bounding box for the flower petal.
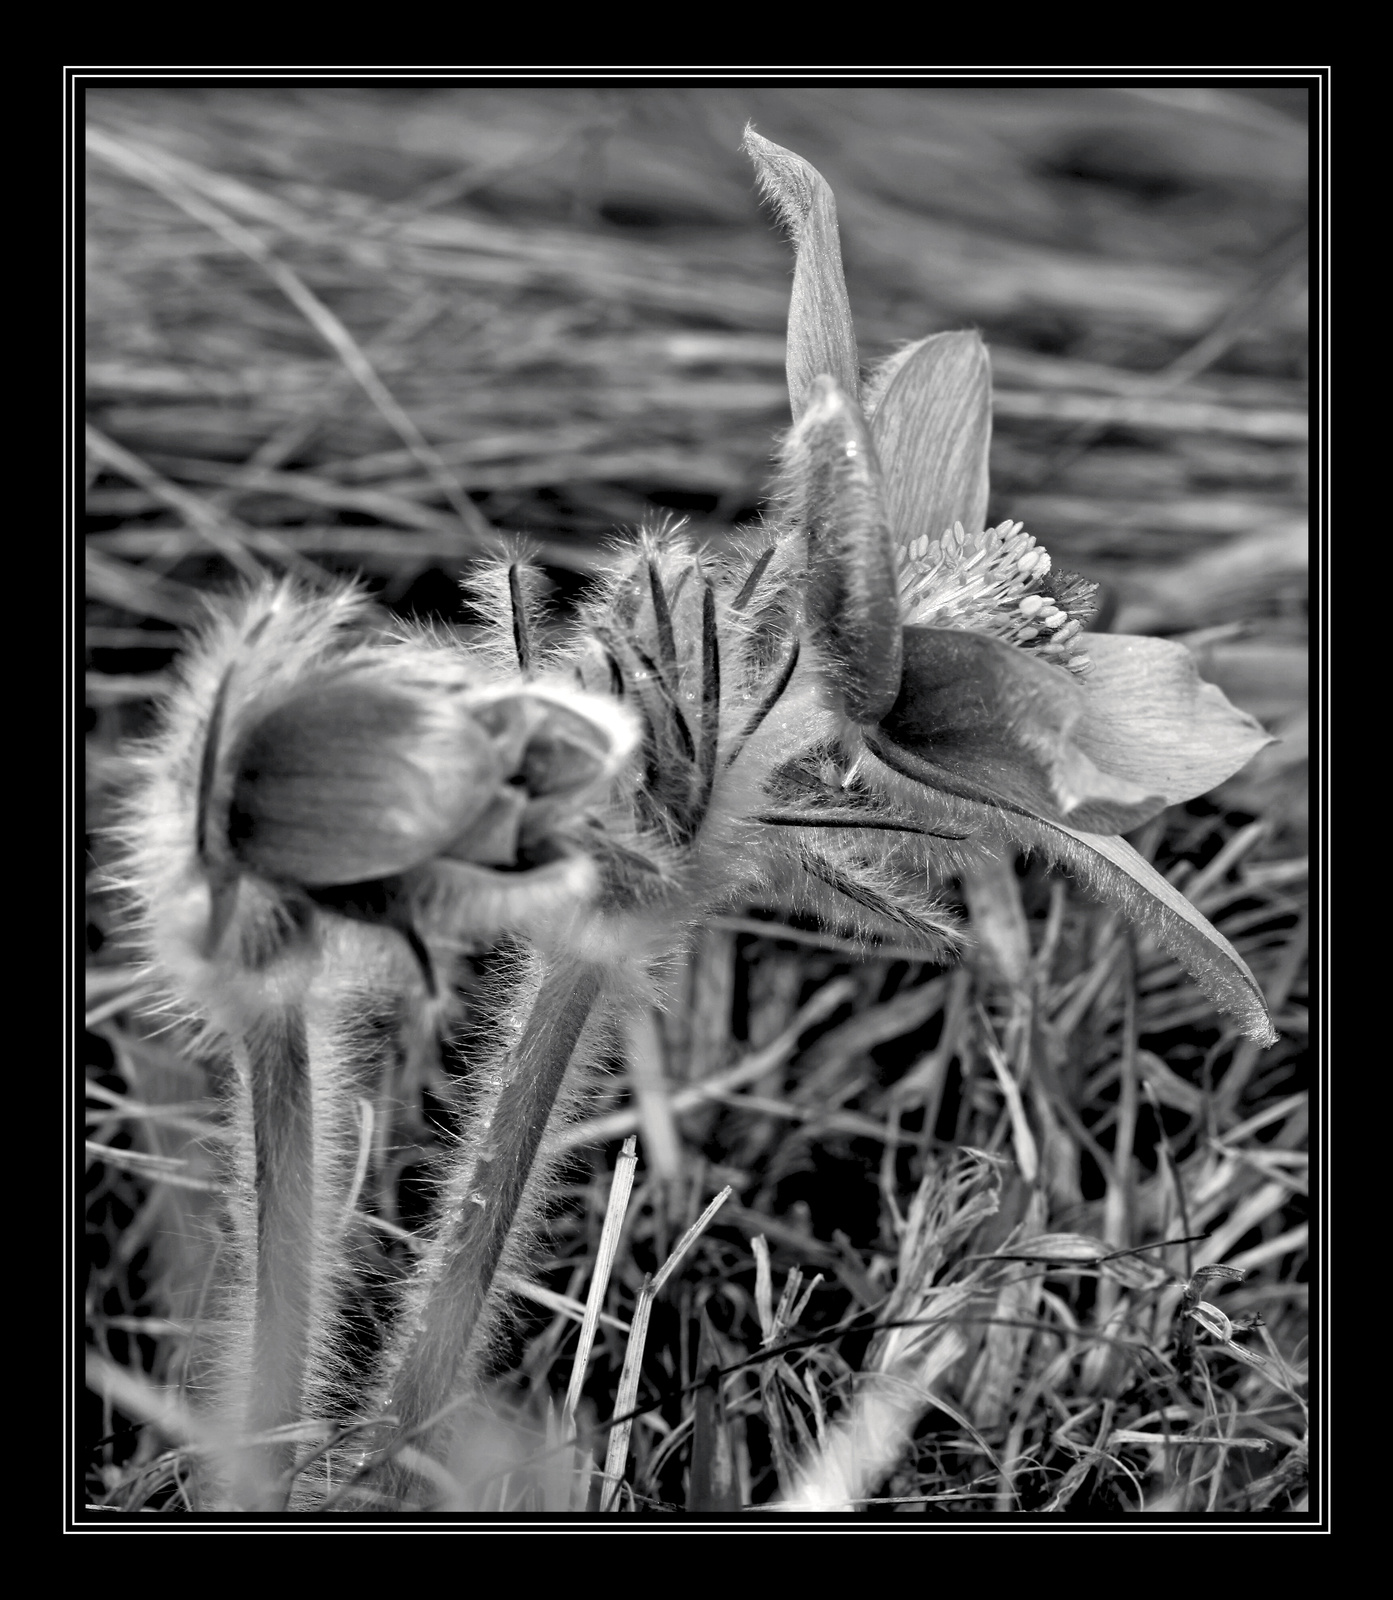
[865,331,992,546]
[1073,634,1276,805]
[853,751,1276,1046]
[467,687,635,799]
[865,626,1165,833]
[784,376,903,722]
[999,815,1277,1046]
[743,128,860,420]
[229,681,501,886]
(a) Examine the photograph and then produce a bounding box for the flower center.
[897,520,1097,675]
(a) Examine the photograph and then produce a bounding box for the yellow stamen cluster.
[898,520,1094,675]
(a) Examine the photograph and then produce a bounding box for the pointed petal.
[784,376,902,721]
[1002,815,1277,1046]
[442,789,527,867]
[866,331,992,546]
[856,743,1275,1045]
[452,684,640,865]
[1074,635,1276,804]
[468,687,635,798]
[743,127,859,419]
[865,627,1165,833]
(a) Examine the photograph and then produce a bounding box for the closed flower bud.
[227,677,505,888]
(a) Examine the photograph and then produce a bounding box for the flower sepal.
[866,625,1167,834]
[784,375,903,724]
[865,330,993,553]
[227,677,505,889]
[1065,634,1275,805]
[742,127,859,421]
[225,675,637,893]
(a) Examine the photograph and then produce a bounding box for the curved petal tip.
[1074,634,1277,807]
[744,127,860,420]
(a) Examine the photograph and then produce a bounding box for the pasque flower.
[119,580,640,1510]
[117,130,1277,1510]
[128,580,639,1019]
[744,129,1276,1044]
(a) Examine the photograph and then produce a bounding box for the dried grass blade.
[976,1017,1039,1185]
[85,425,263,581]
[85,546,200,627]
[84,1140,220,1193]
[652,1186,733,1297]
[86,1351,222,1452]
[688,1310,741,1511]
[339,1098,374,1239]
[563,1135,639,1432]
[557,976,856,1152]
[599,1274,654,1512]
[600,1187,732,1510]
[627,1009,682,1182]
[86,127,493,542]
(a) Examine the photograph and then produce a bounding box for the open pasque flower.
[744,130,1276,1044]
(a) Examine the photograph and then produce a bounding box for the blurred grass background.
[83,83,1310,1516]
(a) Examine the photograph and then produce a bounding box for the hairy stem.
[230,1006,315,1511]
[372,956,603,1498]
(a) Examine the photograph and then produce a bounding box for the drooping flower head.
[122,579,639,1032]
[744,128,1276,1045]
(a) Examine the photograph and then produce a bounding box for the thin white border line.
[65,67,1330,77]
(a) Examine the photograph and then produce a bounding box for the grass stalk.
[560,1133,638,1507]
[563,1135,638,1432]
